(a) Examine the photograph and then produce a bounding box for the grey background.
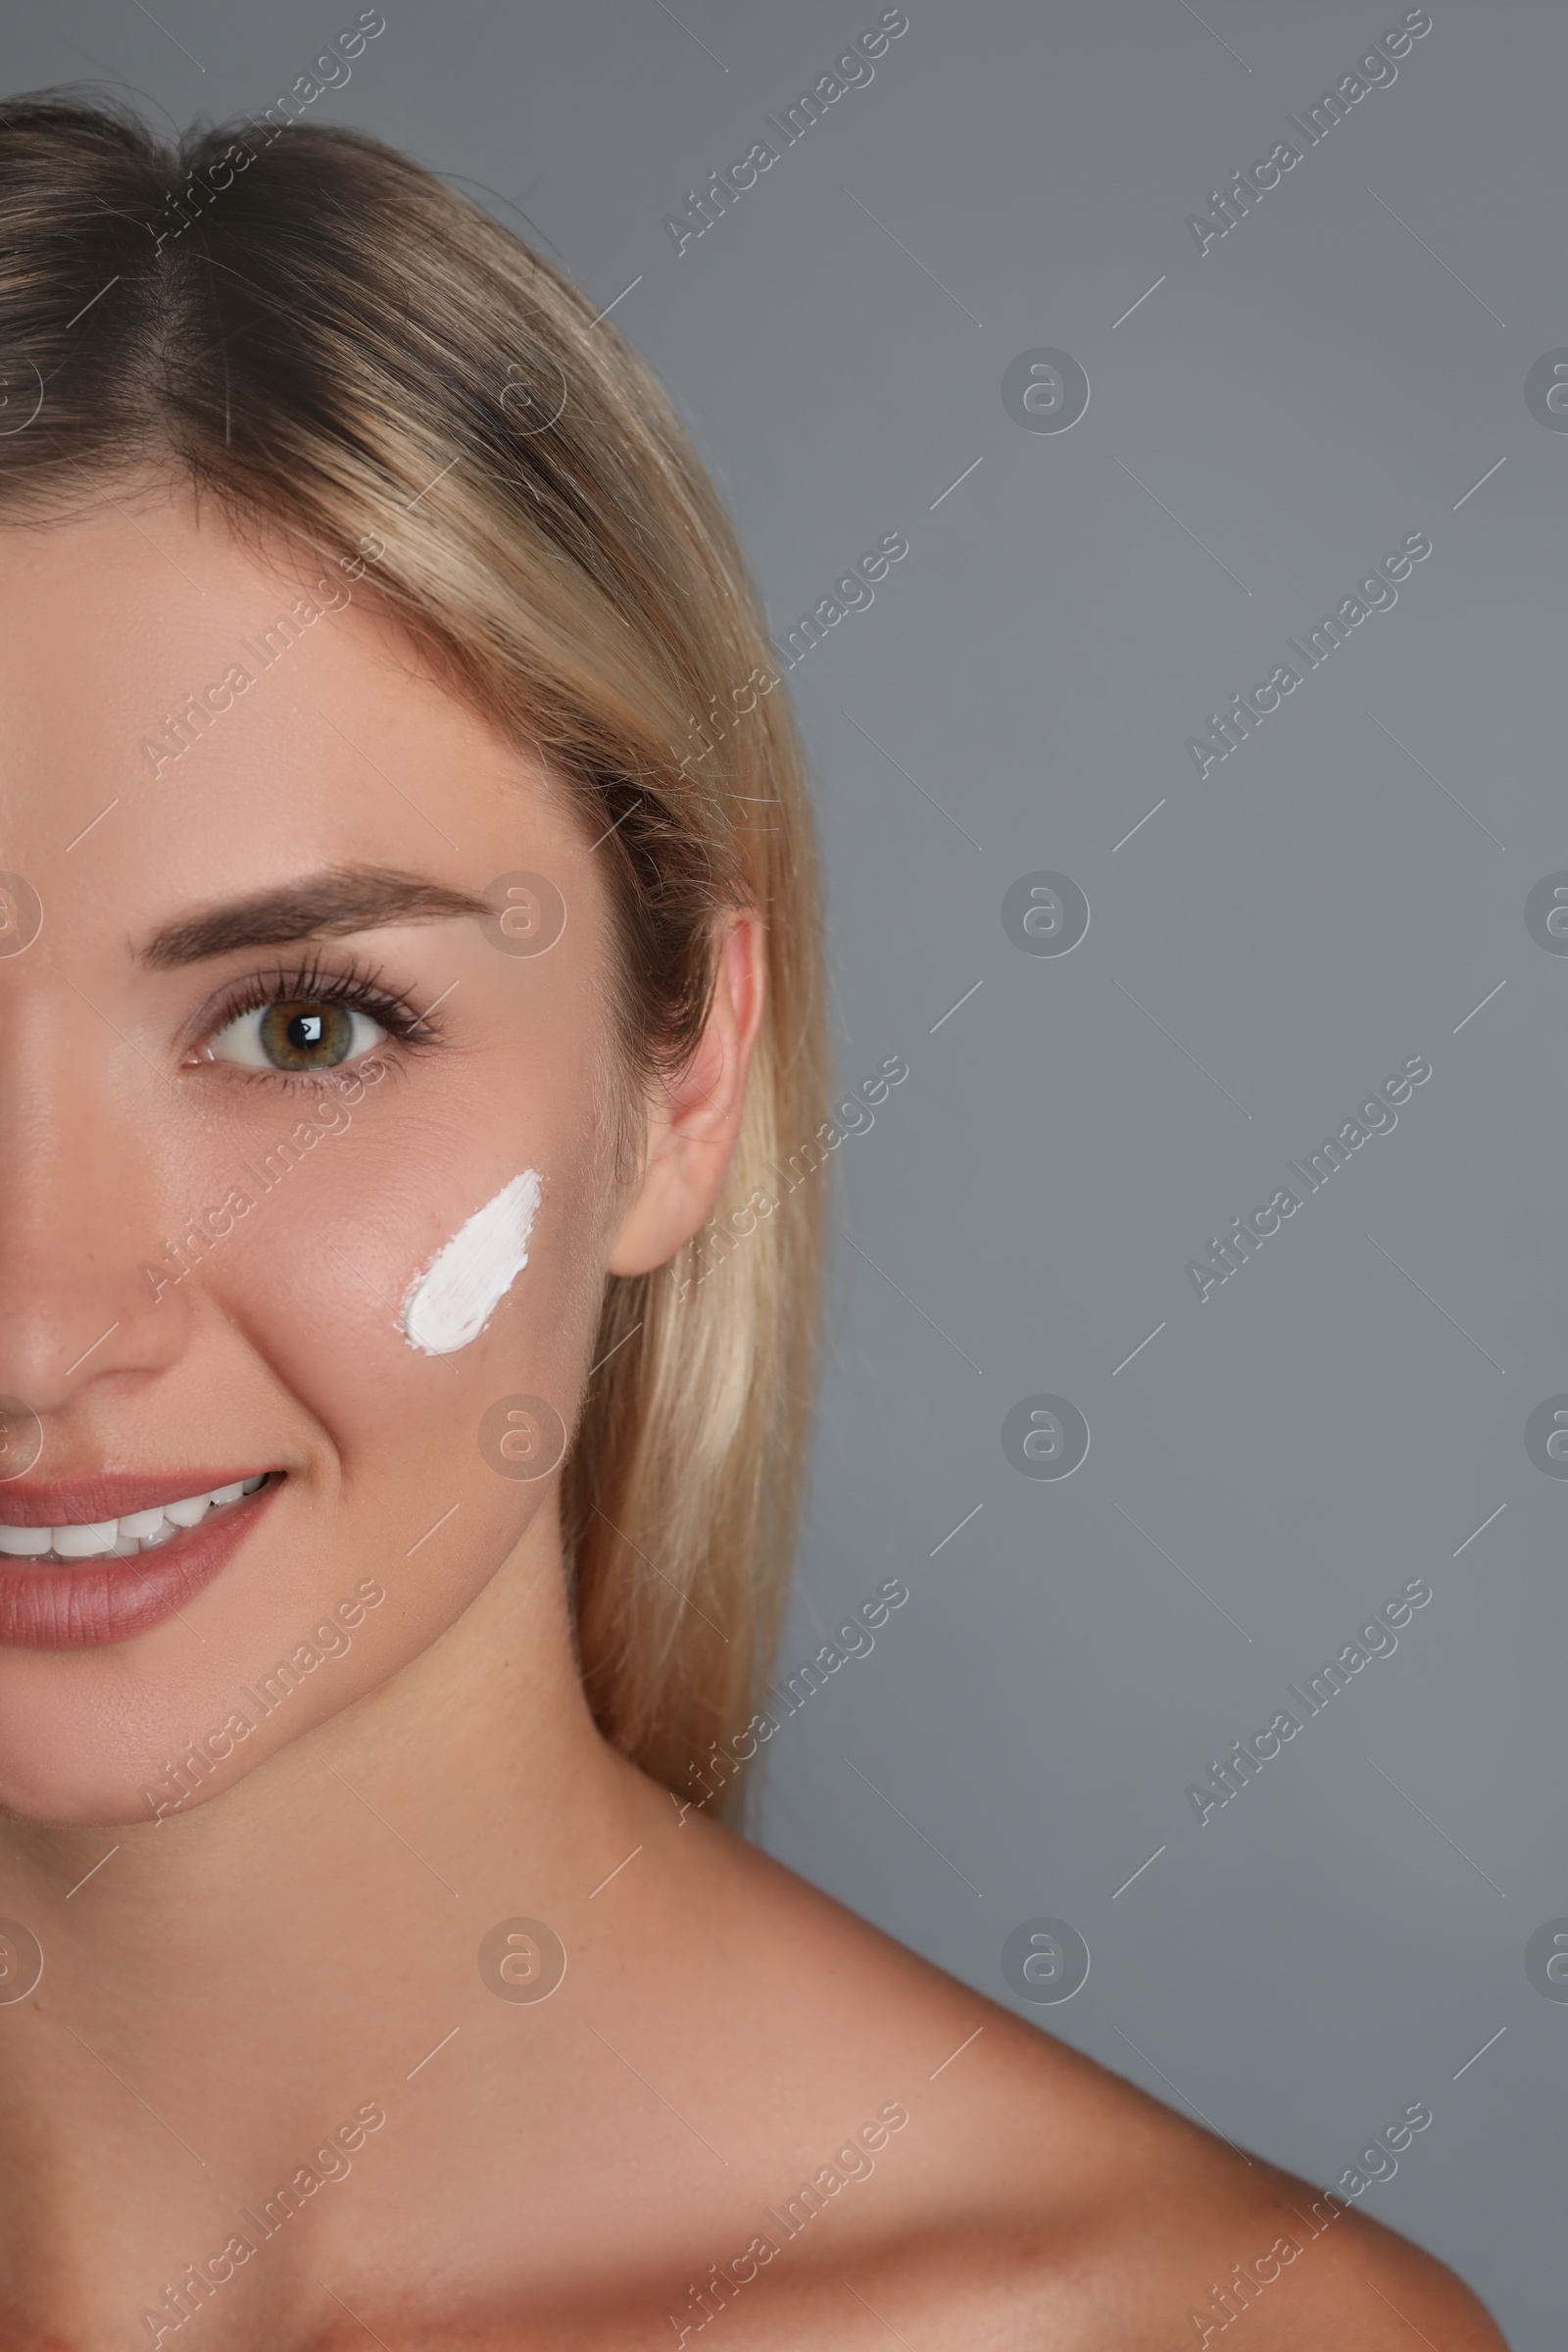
[7,1,1560,2337]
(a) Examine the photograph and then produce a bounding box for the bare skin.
[0,490,1505,2351]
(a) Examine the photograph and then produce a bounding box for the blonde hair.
[0,94,828,1802]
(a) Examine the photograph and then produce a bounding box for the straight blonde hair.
[0,94,829,1804]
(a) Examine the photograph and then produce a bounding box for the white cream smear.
[400,1169,543,1356]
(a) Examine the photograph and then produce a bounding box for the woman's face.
[0,489,672,1825]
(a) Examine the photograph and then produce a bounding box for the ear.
[607,911,765,1278]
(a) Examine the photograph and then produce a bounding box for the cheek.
[198,1145,597,1642]
[400,1168,542,1356]
[0,1100,612,1827]
[220,1149,586,1460]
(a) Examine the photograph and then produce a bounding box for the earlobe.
[605,911,765,1279]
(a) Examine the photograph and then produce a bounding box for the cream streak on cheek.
[400,1170,543,1355]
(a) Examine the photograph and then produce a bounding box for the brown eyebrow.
[137,864,492,967]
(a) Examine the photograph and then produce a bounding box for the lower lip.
[0,1482,281,1650]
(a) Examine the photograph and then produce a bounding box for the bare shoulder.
[662,1809,1508,2349]
[814,2009,1507,2351]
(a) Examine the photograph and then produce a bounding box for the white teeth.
[53,1520,119,1559]
[118,1506,167,1541]
[0,1526,51,1557]
[0,1476,270,1568]
[163,1494,214,1529]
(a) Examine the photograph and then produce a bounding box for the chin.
[0,1751,182,1832]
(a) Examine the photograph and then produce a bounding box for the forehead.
[0,488,585,934]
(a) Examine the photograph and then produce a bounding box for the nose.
[0,993,195,1432]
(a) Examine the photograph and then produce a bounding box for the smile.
[0,1474,271,1566]
[0,1473,284,1648]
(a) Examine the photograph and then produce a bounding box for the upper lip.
[0,1473,277,1528]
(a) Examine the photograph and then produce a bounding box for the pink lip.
[0,1479,281,1649]
[0,1471,272,1526]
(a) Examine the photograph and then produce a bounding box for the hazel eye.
[206,999,390,1072]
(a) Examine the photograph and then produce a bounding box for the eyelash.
[192,950,445,1085]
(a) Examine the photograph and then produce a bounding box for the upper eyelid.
[179,954,439,1055]
[191,951,409,1020]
